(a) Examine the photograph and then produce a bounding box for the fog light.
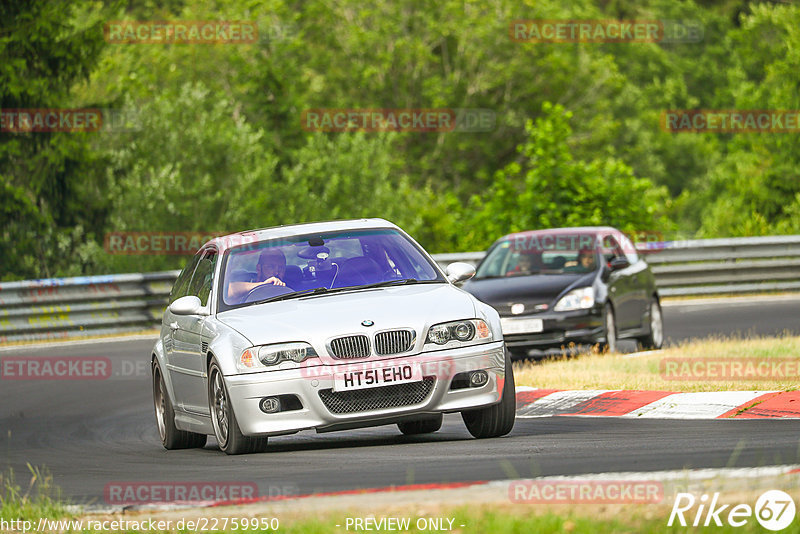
[259,397,281,413]
[469,370,489,387]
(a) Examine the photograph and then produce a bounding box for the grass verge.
[514,335,800,392]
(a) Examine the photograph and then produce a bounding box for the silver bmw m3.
[151,218,515,454]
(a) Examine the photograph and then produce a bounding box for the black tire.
[638,298,664,350]
[152,361,207,450]
[461,349,516,439]
[208,361,269,455]
[508,348,530,361]
[600,303,618,353]
[398,414,443,435]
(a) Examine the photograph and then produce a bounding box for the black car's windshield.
[218,228,444,311]
[475,234,600,279]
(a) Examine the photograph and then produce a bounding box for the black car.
[461,227,663,358]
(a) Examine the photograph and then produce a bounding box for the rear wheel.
[461,349,516,439]
[208,361,268,455]
[398,414,443,435]
[152,361,207,450]
[638,299,664,350]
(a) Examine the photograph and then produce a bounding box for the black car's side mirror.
[608,256,631,271]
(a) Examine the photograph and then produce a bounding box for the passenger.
[227,248,286,301]
[508,253,540,275]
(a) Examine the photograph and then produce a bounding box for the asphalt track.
[1,296,798,505]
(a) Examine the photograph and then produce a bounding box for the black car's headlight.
[553,287,595,312]
[238,342,319,371]
[424,319,492,347]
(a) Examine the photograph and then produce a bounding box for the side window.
[169,253,202,304]
[600,235,625,264]
[617,233,639,264]
[188,248,218,307]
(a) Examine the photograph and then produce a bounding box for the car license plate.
[501,317,544,335]
[333,363,422,392]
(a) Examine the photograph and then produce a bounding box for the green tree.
[466,102,669,249]
[0,1,115,279]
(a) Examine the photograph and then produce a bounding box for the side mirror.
[168,295,205,316]
[445,262,476,283]
[608,257,631,271]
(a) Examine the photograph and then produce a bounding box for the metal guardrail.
[2,235,799,343]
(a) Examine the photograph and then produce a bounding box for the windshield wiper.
[253,286,329,305]
[353,278,444,290]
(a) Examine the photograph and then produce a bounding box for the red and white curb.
[515,387,800,419]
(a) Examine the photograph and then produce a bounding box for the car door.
[601,234,638,331]
[616,231,649,327]
[163,252,201,408]
[167,247,217,415]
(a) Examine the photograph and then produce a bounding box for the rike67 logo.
[669,490,796,531]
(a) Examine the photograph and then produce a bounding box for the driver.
[566,249,596,272]
[227,248,286,301]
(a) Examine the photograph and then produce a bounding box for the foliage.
[2,0,799,279]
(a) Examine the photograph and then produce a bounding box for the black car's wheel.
[601,303,618,353]
[208,361,268,455]
[398,414,443,435]
[508,348,530,361]
[461,349,516,439]
[638,299,664,350]
[152,361,207,450]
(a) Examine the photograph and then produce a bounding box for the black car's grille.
[329,335,370,359]
[374,330,415,355]
[318,377,435,414]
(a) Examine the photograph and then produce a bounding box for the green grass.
[0,465,67,522]
[2,471,800,533]
[514,335,800,392]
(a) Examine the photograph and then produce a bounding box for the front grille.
[329,335,370,359]
[318,377,435,414]
[374,329,415,355]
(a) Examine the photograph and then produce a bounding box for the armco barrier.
[1,235,798,342]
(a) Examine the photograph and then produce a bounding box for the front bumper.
[224,341,506,436]
[502,307,604,352]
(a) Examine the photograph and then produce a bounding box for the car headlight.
[425,319,492,346]
[553,287,595,312]
[238,342,319,371]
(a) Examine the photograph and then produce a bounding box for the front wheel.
[152,361,207,450]
[208,361,268,455]
[638,299,664,350]
[600,303,617,353]
[461,349,516,439]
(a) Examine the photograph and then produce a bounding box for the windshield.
[475,234,600,278]
[218,228,444,311]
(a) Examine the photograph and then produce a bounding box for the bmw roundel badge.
[361,320,375,327]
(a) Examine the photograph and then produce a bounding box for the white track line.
[623,391,773,419]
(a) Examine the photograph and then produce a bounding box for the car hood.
[216,284,476,347]
[461,273,595,315]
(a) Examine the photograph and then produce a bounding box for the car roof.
[202,218,401,252]
[499,226,620,242]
